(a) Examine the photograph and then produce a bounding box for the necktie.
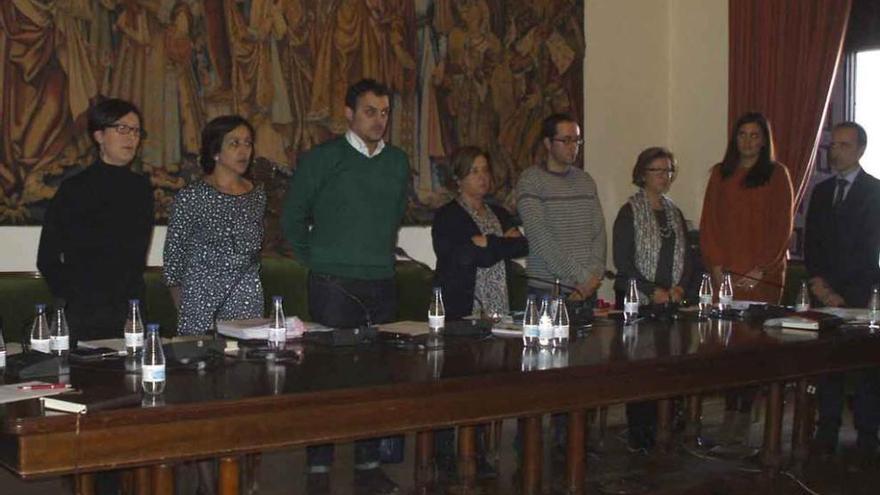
[833,178,848,209]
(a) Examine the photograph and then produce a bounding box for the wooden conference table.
[2,315,880,494]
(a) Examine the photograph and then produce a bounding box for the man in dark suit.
[805,121,880,466]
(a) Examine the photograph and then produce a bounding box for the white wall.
[584,0,728,298]
[0,225,436,272]
[667,0,729,223]
[0,1,728,279]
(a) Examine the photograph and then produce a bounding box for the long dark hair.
[719,112,776,188]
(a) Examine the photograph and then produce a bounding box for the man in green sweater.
[282,79,408,494]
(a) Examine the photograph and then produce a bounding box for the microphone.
[318,276,374,329]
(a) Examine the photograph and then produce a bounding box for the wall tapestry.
[0,0,583,251]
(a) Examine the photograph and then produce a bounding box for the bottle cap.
[272,296,283,303]
[129,299,140,304]
[146,323,160,332]
[35,303,46,311]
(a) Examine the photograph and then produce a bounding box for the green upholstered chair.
[2,255,520,341]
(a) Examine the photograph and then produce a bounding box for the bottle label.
[699,295,712,305]
[268,327,286,343]
[553,324,569,340]
[538,317,553,339]
[142,364,166,383]
[719,295,733,305]
[523,324,539,338]
[624,302,639,314]
[428,315,445,329]
[125,332,144,348]
[50,335,69,351]
[31,338,51,353]
[0,350,6,368]
[795,303,810,313]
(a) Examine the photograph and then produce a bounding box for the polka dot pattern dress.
[163,180,266,335]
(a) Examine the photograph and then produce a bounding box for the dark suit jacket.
[431,200,529,320]
[805,169,880,306]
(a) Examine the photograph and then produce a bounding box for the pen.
[18,383,71,391]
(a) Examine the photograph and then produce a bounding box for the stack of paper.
[217,318,329,340]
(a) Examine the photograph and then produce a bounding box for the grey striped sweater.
[516,165,607,290]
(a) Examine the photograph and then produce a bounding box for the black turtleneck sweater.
[37,159,154,306]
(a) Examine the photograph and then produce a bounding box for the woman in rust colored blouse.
[700,112,793,304]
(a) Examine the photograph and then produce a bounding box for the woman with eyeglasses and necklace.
[612,147,692,452]
[38,98,154,345]
[613,147,691,307]
[163,115,266,335]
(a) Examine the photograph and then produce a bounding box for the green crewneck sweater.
[282,137,409,280]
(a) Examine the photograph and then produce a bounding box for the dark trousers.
[435,424,490,460]
[816,369,880,451]
[66,299,128,345]
[307,272,396,328]
[626,401,658,449]
[724,387,757,413]
[306,272,397,470]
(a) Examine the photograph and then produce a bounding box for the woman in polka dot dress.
[163,115,266,335]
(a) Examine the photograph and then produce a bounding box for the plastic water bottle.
[428,287,445,332]
[552,295,569,347]
[30,304,51,354]
[719,272,734,310]
[698,273,713,318]
[551,279,562,316]
[124,299,145,356]
[141,323,166,395]
[795,281,811,312]
[268,296,287,349]
[869,286,880,329]
[49,308,70,362]
[623,279,640,324]
[0,322,6,369]
[522,295,539,347]
[538,296,553,348]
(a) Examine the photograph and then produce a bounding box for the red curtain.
[729,0,851,208]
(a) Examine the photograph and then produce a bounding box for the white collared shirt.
[835,166,861,203]
[345,130,385,158]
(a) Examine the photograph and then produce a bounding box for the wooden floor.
[1,394,876,494]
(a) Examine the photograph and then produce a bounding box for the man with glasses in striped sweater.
[516,113,606,306]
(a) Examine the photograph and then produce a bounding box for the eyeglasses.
[224,139,254,149]
[108,123,146,138]
[551,137,584,146]
[646,167,676,176]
